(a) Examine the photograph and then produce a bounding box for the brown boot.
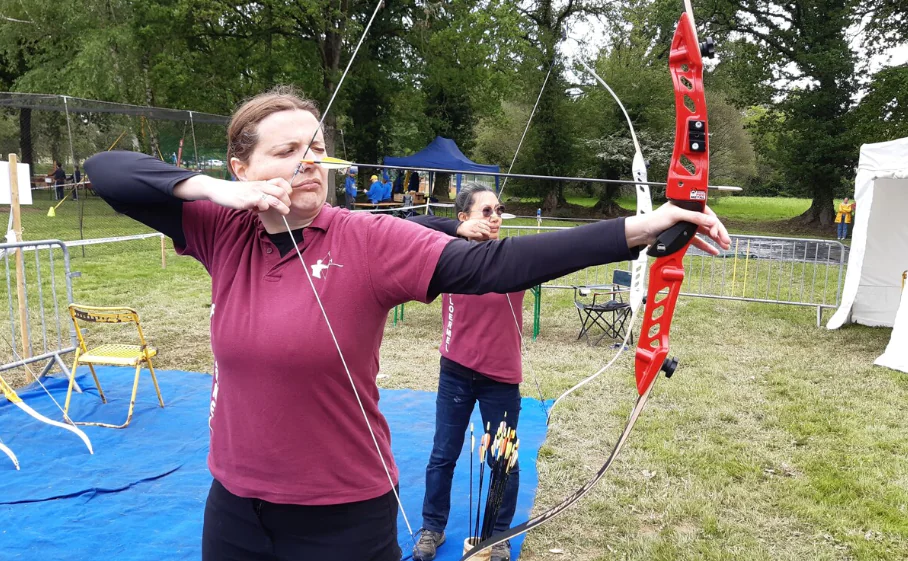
[490,539,511,561]
[412,529,446,561]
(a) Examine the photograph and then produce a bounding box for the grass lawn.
[384,289,906,561]
[2,195,904,560]
[510,194,841,239]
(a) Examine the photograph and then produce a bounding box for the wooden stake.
[9,154,31,359]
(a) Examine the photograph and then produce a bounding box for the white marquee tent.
[827,137,908,373]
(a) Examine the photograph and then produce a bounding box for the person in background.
[408,171,420,193]
[381,173,393,202]
[367,174,384,204]
[407,183,522,561]
[345,166,358,210]
[47,160,66,200]
[835,197,855,240]
[71,163,82,200]
[393,171,404,195]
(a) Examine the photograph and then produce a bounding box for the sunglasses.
[472,205,505,218]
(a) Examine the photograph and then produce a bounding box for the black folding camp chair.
[573,270,633,347]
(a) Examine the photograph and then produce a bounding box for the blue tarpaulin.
[0,367,548,560]
[384,137,500,193]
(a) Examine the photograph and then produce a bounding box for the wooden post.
[160,234,167,269]
[9,154,31,359]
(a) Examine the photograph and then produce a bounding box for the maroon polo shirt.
[176,202,451,505]
[440,291,524,384]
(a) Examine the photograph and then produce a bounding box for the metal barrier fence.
[500,226,847,327]
[678,235,846,326]
[62,232,168,265]
[0,239,80,387]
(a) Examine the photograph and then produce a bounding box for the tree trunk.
[324,115,338,206]
[143,56,160,159]
[793,172,836,226]
[264,3,275,85]
[320,2,349,206]
[541,183,563,211]
[433,173,451,200]
[19,108,32,165]
[592,170,625,216]
[593,184,625,216]
[797,196,835,226]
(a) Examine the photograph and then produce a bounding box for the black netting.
[0,92,229,261]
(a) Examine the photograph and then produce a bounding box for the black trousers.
[202,479,402,561]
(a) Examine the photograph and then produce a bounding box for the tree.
[706,92,757,187]
[518,0,617,211]
[576,33,675,214]
[850,64,908,143]
[710,0,862,225]
[0,0,150,163]
[411,0,524,199]
[860,0,908,59]
[473,99,538,198]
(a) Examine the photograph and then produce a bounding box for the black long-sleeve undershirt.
[85,151,637,299]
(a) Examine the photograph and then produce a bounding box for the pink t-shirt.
[439,291,524,384]
[177,202,451,505]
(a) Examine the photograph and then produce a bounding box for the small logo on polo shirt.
[444,296,455,352]
[311,251,343,279]
[209,360,219,434]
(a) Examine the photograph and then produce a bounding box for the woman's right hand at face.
[456,218,492,241]
[206,178,293,214]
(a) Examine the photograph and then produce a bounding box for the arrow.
[308,157,741,191]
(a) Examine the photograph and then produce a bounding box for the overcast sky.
[558,13,907,94]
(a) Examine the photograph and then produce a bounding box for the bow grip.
[648,221,695,257]
[647,201,704,258]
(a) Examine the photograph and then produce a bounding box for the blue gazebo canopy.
[383,136,499,192]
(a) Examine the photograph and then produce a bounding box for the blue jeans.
[837,222,849,239]
[422,366,521,535]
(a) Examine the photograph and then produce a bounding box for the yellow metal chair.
[63,304,164,429]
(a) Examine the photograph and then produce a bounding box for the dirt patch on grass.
[722,217,840,239]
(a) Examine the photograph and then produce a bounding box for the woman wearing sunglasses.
[408,183,524,561]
